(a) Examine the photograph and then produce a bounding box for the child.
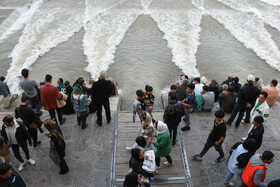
[0,136,11,163]
[180,83,197,131]
[140,112,155,151]
[142,150,155,184]
[133,89,145,123]
[142,150,156,173]
[168,84,178,103]
[144,85,155,118]
[192,110,226,163]
[148,121,172,169]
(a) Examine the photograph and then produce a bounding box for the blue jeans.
[77,115,87,128]
[224,170,242,183]
[227,103,246,127]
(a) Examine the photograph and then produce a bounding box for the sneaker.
[241,120,249,125]
[241,137,247,141]
[223,182,234,187]
[126,147,132,151]
[215,156,225,163]
[163,161,173,166]
[192,154,203,161]
[156,166,161,170]
[18,163,25,171]
[181,125,190,131]
[27,158,36,165]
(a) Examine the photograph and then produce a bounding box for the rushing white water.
[205,8,280,72]
[83,9,142,79]
[258,0,280,7]
[0,1,43,43]
[6,8,83,94]
[150,9,202,77]
[216,0,280,32]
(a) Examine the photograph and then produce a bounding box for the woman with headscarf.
[129,148,153,187]
[71,84,91,129]
[148,121,172,169]
[44,119,69,175]
[62,81,75,115]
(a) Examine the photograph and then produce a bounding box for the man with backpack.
[223,138,256,187]
[164,92,184,147]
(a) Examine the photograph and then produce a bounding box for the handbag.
[56,92,67,108]
[17,107,39,130]
[49,141,61,164]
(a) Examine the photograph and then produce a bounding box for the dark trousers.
[59,157,69,173]
[11,144,30,163]
[199,137,224,158]
[96,99,111,124]
[244,107,253,123]
[155,155,172,166]
[28,128,38,147]
[29,94,40,110]
[227,103,246,127]
[49,108,63,125]
[167,122,179,145]
[77,115,87,128]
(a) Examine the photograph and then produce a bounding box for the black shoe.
[59,168,69,175]
[82,124,88,129]
[96,120,102,127]
[107,119,111,124]
[181,126,190,131]
[33,141,41,147]
[60,118,66,125]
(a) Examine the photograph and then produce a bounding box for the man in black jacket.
[2,115,35,171]
[226,75,260,127]
[91,71,113,126]
[15,94,43,147]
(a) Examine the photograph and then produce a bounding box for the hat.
[247,74,255,82]
[0,163,12,175]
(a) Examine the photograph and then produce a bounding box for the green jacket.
[153,130,172,157]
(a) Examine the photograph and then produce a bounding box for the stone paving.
[1,101,280,187]
[183,103,280,187]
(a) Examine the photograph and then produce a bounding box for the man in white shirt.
[1,115,35,171]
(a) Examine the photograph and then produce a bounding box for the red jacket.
[40,84,61,110]
[242,160,267,187]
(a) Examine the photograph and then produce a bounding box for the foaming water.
[216,0,280,32]
[0,0,43,43]
[150,9,202,77]
[83,9,142,79]
[258,0,280,7]
[108,15,183,110]
[198,0,280,73]
[6,6,84,94]
[197,15,280,85]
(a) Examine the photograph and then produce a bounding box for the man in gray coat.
[201,86,214,111]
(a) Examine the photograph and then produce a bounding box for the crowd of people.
[0,70,118,186]
[1,69,280,187]
[125,74,280,187]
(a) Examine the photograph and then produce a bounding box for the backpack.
[164,104,185,123]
